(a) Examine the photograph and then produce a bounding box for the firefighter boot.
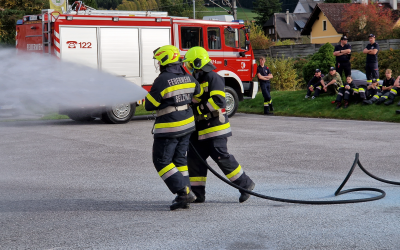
[238,181,255,203]
[344,101,349,108]
[170,186,197,211]
[269,103,274,111]
[264,106,274,115]
[385,93,396,105]
[335,101,342,109]
[376,97,386,105]
[191,186,206,203]
[363,99,373,105]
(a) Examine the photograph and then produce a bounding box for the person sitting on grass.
[305,69,324,99]
[362,78,382,105]
[322,67,342,95]
[375,69,395,105]
[334,75,356,109]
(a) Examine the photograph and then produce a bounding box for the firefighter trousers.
[152,133,191,194]
[335,87,353,102]
[366,63,379,81]
[187,134,254,199]
[261,83,272,113]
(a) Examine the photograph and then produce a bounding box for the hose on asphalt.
[189,142,400,204]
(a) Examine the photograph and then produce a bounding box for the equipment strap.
[156,104,189,117]
[195,108,226,121]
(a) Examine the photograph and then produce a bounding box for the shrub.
[293,55,311,88]
[302,43,335,83]
[248,22,274,50]
[265,56,300,91]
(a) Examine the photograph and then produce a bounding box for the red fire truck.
[16,2,258,124]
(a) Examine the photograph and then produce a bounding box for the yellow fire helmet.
[153,45,181,66]
[183,46,216,73]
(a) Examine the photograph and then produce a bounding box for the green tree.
[302,43,335,83]
[0,0,49,45]
[97,0,123,10]
[253,0,281,27]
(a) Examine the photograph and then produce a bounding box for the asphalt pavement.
[1,113,400,249]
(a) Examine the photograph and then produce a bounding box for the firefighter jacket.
[145,64,201,138]
[192,70,232,141]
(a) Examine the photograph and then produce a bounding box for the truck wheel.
[67,111,96,122]
[101,103,136,124]
[225,86,239,118]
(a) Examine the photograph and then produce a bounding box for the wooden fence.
[253,39,400,59]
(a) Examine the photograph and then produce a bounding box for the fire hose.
[189,142,400,204]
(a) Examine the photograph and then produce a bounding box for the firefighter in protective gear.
[334,75,356,109]
[375,69,397,105]
[145,45,201,210]
[362,78,382,105]
[183,46,256,203]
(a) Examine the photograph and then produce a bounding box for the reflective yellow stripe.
[367,80,372,83]
[177,166,188,172]
[198,122,230,136]
[154,116,194,129]
[190,177,207,182]
[195,85,204,98]
[160,83,196,97]
[226,165,242,179]
[208,97,220,110]
[197,106,202,115]
[158,163,175,177]
[391,89,397,94]
[210,90,226,98]
[146,93,160,107]
[201,82,209,88]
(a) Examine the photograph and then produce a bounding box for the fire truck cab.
[16,6,258,124]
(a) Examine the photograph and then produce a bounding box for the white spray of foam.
[0,48,148,115]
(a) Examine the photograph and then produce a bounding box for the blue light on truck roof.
[232,20,244,24]
[16,20,23,25]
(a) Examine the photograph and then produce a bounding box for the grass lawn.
[34,90,400,123]
[203,7,257,21]
[239,90,400,123]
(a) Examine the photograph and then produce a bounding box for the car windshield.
[351,70,367,80]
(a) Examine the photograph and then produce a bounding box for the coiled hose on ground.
[189,142,400,204]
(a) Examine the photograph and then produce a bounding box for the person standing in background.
[257,57,274,115]
[363,34,380,83]
[333,36,352,78]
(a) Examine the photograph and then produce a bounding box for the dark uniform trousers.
[187,134,253,198]
[336,61,351,77]
[377,87,399,102]
[366,63,379,81]
[335,87,354,102]
[152,133,191,194]
[261,83,272,113]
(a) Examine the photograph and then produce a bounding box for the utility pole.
[193,0,195,19]
[232,0,237,19]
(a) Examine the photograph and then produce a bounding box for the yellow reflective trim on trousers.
[154,116,194,129]
[367,80,372,83]
[158,163,176,177]
[197,106,202,115]
[208,97,220,110]
[226,165,242,179]
[146,93,160,107]
[198,122,230,136]
[177,166,188,172]
[160,83,196,97]
[391,89,398,94]
[210,90,226,98]
[190,177,207,182]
